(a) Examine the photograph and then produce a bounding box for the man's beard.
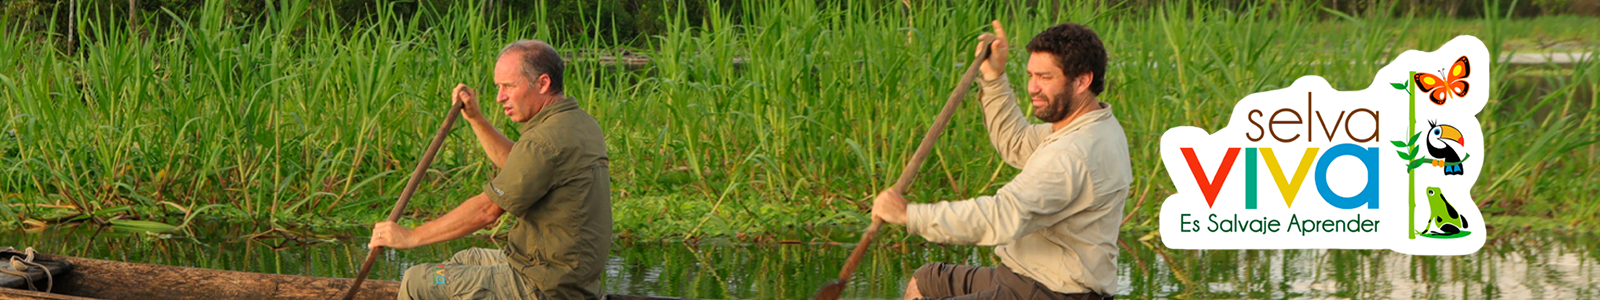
[1031,88,1075,123]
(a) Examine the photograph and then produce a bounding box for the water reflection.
[1119,232,1600,299]
[3,224,1598,299]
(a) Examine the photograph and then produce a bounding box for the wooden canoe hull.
[0,253,689,300]
[1,253,398,300]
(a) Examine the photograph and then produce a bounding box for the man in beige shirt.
[872,21,1131,300]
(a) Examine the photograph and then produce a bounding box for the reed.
[2,0,1596,239]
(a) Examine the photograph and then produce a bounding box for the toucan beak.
[1440,125,1464,146]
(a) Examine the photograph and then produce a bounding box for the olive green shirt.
[482,98,612,300]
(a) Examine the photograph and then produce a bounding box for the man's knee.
[450,248,506,266]
[904,277,922,300]
[450,248,483,264]
[402,264,434,282]
[908,262,948,299]
[397,264,440,300]
[911,262,945,283]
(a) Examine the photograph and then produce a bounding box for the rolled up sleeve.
[907,157,1088,245]
[483,139,562,217]
[977,74,1052,168]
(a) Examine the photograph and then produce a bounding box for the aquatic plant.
[1,0,1596,240]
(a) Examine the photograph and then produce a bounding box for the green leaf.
[1409,132,1422,145]
[109,219,179,233]
[1408,146,1419,158]
[1396,150,1413,160]
[1407,159,1427,170]
[1439,153,1472,166]
[1391,82,1407,90]
[1390,140,1407,148]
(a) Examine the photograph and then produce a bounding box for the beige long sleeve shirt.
[906,74,1133,295]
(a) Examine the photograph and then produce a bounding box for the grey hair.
[498,40,565,95]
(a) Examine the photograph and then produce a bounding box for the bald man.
[368,40,612,300]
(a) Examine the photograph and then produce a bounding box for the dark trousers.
[911,262,1109,300]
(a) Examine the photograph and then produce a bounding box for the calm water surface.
[3,224,1598,299]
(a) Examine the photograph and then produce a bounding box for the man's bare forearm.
[468,117,515,168]
[405,193,504,247]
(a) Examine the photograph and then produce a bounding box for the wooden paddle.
[812,35,997,300]
[339,100,465,300]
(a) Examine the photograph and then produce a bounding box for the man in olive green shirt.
[368,40,612,300]
[872,22,1130,300]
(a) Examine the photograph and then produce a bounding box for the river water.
[3,224,1598,299]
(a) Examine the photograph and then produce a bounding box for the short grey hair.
[498,40,565,95]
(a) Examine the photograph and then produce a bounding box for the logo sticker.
[433,264,448,284]
[1157,35,1488,255]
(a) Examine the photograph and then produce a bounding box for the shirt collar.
[520,97,578,132]
[1047,102,1115,140]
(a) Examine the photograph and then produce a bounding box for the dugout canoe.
[0,250,685,300]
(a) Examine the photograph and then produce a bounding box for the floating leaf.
[1391,82,1407,90]
[109,219,179,233]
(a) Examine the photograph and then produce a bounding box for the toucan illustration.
[1426,121,1467,175]
[1423,187,1468,236]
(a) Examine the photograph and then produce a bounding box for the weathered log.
[6,253,396,300]
[0,252,697,300]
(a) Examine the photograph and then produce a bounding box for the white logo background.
[1157,36,1488,255]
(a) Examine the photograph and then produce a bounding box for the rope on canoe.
[0,247,52,293]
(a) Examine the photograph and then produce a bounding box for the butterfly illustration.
[1413,56,1470,105]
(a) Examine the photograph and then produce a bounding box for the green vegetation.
[6,0,1594,49]
[3,0,1597,241]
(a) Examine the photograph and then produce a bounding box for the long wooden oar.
[339,101,465,300]
[812,35,997,300]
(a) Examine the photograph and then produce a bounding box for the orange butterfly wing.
[1445,56,1470,98]
[1413,72,1452,105]
[1413,56,1471,105]
[1445,56,1470,81]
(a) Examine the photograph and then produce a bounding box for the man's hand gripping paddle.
[339,100,465,300]
[812,34,997,300]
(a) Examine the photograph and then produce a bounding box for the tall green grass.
[2,0,1596,240]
